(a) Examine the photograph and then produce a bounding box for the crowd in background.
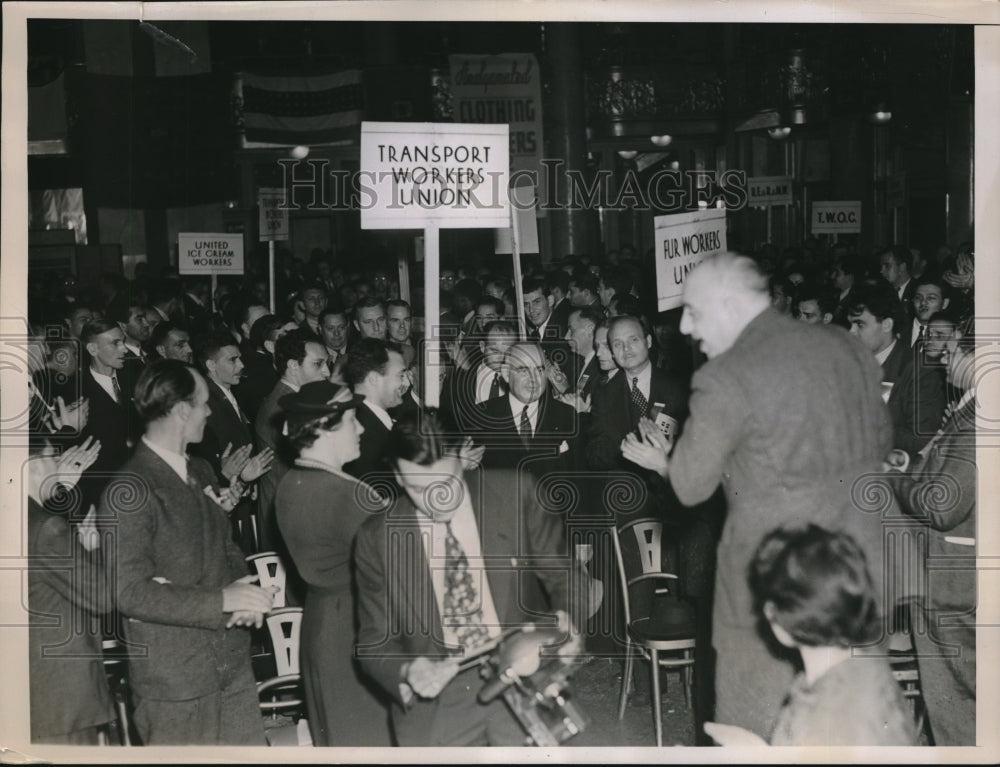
[24,232,977,747]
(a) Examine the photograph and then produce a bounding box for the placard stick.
[268,240,276,314]
[398,251,410,303]
[424,225,441,408]
[211,274,218,314]
[510,198,527,342]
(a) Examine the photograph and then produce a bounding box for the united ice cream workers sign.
[177,233,245,275]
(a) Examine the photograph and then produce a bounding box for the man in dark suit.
[191,332,275,553]
[546,269,573,336]
[182,277,212,331]
[354,411,588,746]
[343,339,409,489]
[847,281,946,459]
[472,340,580,479]
[298,284,328,340]
[440,320,516,434]
[105,359,275,745]
[78,319,134,509]
[523,275,574,386]
[564,306,604,399]
[879,244,917,306]
[621,253,895,740]
[254,331,331,551]
[232,314,288,424]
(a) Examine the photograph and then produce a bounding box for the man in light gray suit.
[623,253,893,740]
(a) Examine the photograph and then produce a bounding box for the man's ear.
[645,334,653,350]
[85,340,98,359]
[353,319,361,332]
[881,317,895,337]
[264,339,276,355]
[941,297,951,311]
[547,294,554,308]
[156,344,167,359]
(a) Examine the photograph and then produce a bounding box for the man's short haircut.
[452,278,483,305]
[882,244,913,272]
[345,337,392,387]
[63,303,93,322]
[848,280,902,327]
[192,330,239,368]
[611,294,645,322]
[486,276,512,295]
[913,271,950,296]
[149,278,181,307]
[600,266,633,297]
[318,304,349,324]
[522,275,550,297]
[80,318,120,347]
[569,269,598,295]
[749,523,881,647]
[150,321,185,351]
[482,319,518,338]
[301,281,328,297]
[249,314,281,350]
[504,339,544,365]
[353,295,385,319]
[833,254,865,280]
[570,305,605,330]
[794,282,837,316]
[386,299,411,313]
[545,269,570,295]
[386,408,449,467]
[106,296,144,325]
[274,329,313,375]
[133,359,200,424]
[607,312,651,339]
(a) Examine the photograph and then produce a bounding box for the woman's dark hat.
[279,380,364,434]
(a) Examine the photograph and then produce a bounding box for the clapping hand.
[76,504,101,552]
[222,574,275,629]
[56,436,101,489]
[455,436,485,470]
[545,361,570,395]
[220,442,252,480]
[239,447,275,482]
[51,396,89,433]
[557,391,591,414]
[620,418,671,477]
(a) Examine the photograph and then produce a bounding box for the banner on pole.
[495,184,538,254]
[258,187,289,241]
[654,209,727,312]
[747,175,793,207]
[811,201,861,234]
[177,232,244,275]
[449,53,545,216]
[359,121,510,230]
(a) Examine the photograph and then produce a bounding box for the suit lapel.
[466,470,515,623]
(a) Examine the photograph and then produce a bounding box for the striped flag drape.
[238,70,364,147]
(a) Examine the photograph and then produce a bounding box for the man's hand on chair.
[222,574,274,628]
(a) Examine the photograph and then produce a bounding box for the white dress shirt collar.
[875,339,897,367]
[625,361,653,400]
[89,367,120,402]
[507,393,541,434]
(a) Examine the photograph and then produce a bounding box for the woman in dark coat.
[275,380,391,747]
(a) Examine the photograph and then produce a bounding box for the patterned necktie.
[111,375,122,404]
[631,376,648,419]
[519,405,532,444]
[443,522,490,652]
[529,326,540,341]
[488,372,502,400]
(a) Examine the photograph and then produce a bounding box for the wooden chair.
[100,638,132,746]
[257,607,310,744]
[613,518,696,746]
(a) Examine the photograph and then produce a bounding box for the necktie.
[488,372,502,400]
[519,405,532,444]
[631,376,648,419]
[111,375,122,404]
[917,324,926,346]
[443,522,490,652]
[529,327,540,341]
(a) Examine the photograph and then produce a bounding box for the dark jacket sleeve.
[33,511,112,615]
[586,380,625,470]
[889,431,976,532]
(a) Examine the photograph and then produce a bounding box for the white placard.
[177,232,244,275]
[747,175,793,207]
[654,209,727,312]
[812,200,862,234]
[359,121,510,230]
[258,187,289,241]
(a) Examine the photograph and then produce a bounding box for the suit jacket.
[889,397,975,616]
[190,379,255,482]
[548,297,572,336]
[586,364,689,472]
[473,392,580,481]
[106,442,255,701]
[570,354,601,399]
[667,309,894,642]
[354,467,576,746]
[28,497,115,738]
[254,379,296,550]
[881,339,947,458]
[233,350,278,425]
[344,402,393,488]
[79,367,136,508]
[439,363,506,434]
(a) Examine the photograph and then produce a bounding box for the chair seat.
[627,597,696,644]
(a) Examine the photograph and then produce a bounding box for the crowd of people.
[24,235,977,747]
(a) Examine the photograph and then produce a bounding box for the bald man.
[622,253,894,739]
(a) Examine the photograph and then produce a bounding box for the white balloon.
[289,145,310,160]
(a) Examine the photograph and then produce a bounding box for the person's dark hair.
[611,293,645,322]
[570,305,605,330]
[345,338,392,387]
[106,296,144,325]
[63,303,93,323]
[749,523,881,647]
[600,266,633,298]
[300,281,328,298]
[353,295,384,319]
[545,269,570,295]
[387,408,449,467]
[794,281,837,317]
[882,244,913,272]
[482,319,518,337]
[847,280,902,330]
[248,314,280,350]
[149,320,184,353]
[833,254,865,281]
[274,329,313,375]
[318,304,348,324]
[192,330,240,368]
[452,278,482,313]
[913,271,950,297]
[286,410,348,457]
[385,298,410,312]
[476,296,506,317]
[569,269,598,296]
[522,275,550,298]
[149,278,181,308]
[607,312,651,339]
[80,318,120,347]
[133,359,200,423]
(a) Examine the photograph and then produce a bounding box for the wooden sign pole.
[424,225,441,408]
